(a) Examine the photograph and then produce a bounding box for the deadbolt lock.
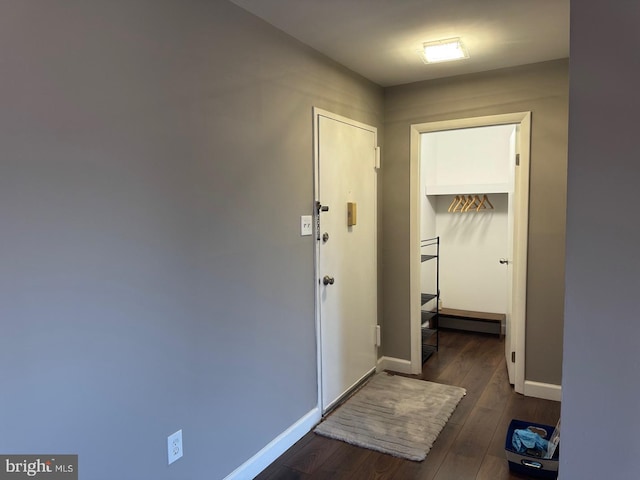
[316,201,329,213]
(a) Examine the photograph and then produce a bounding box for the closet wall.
[431,194,508,314]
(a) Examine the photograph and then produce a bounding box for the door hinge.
[375,325,381,347]
[515,153,520,166]
[511,351,516,363]
[375,146,381,169]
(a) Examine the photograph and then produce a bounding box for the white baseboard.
[377,356,414,374]
[223,407,321,480]
[524,380,562,402]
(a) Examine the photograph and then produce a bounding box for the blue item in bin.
[505,419,559,479]
[512,428,549,454]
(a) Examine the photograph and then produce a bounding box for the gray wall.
[0,1,382,479]
[561,3,640,478]
[383,59,569,385]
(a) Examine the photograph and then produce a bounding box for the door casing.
[409,112,531,394]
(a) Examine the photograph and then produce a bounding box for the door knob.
[322,232,329,243]
[499,258,509,265]
[323,275,335,286]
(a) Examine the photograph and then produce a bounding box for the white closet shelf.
[425,184,512,195]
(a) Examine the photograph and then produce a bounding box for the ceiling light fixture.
[421,38,469,63]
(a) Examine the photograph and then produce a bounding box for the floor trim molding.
[223,407,320,480]
[524,380,562,402]
[377,356,414,374]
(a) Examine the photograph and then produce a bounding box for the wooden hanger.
[476,194,494,212]
[452,195,466,212]
[459,195,471,212]
[463,195,480,212]
[447,195,460,212]
[448,194,495,213]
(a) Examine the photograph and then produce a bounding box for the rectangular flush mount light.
[422,37,469,63]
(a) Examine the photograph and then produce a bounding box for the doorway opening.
[409,112,531,394]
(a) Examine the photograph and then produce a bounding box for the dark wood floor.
[255,329,561,480]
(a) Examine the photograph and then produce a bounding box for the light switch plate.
[301,215,312,236]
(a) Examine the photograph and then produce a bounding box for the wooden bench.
[439,308,505,337]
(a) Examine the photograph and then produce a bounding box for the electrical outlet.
[300,215,312,236]
[167,429,183,465]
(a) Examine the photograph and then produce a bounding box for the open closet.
[421,123,515,335]
[411,112,531,390]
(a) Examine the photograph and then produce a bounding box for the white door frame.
[409,112,531,394]
[313,107,379,412]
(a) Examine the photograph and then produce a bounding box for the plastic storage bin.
[505,419,559,479]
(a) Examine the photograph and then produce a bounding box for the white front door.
[314,109,378,413]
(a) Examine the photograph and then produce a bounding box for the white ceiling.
[229,0,570,87]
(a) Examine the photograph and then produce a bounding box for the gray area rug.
[314,373,466,461]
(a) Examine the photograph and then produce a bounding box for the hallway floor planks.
[255,329,560,480]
